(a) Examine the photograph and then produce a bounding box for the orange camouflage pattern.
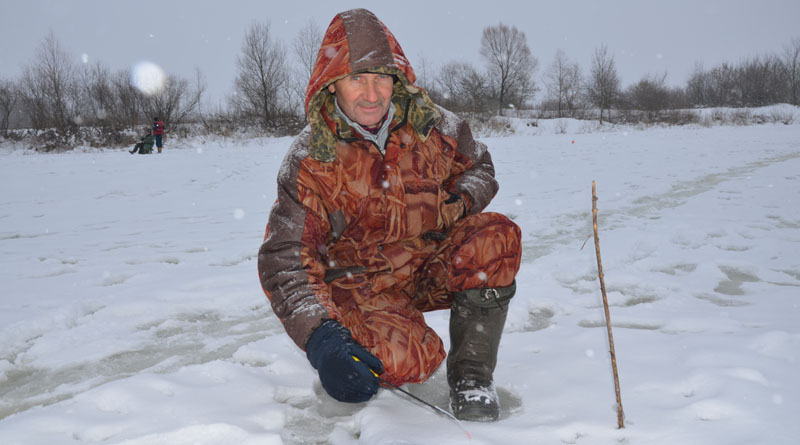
[330,212,521,384]
[258,9,522,385]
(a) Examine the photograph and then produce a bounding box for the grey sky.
[2,0,798,105]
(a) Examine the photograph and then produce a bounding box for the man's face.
[328,73,394,127]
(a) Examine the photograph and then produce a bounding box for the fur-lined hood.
[305,8,441,162]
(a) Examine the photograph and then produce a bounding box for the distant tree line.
[1,24,798,149]
[533,38,800,124]
[0,31,204,149]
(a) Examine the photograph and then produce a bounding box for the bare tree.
[666,85,690,110]
[232,21,290,128]
[293,19,323,89]
[140,68,205,130]
[587,44,620,123]
[18,68,48,130]
[686,62,710,107]
[290,19,323,116]
[627,72,670,120]
[19,31,79,131]
[460,66,494,112]
[563,62,583,117]
[782,37,800,105]
[436,61,471,110]
[544,49,583,117]
[414,53,437,95]
[0,78,18,134]
[78,61,117,127]
[110,69,144,128]
[707,63,737,106]
[480,23,538,114]
[736,55,786,107]
[434,61,491,113]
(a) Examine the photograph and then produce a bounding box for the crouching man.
[258,8,521,421]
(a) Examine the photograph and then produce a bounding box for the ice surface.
[1,110,800,443]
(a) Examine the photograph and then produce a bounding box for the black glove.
[305,319,383,403]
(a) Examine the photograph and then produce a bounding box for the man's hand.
[305,320,383,403]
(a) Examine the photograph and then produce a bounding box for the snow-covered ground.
[1,114,799,444]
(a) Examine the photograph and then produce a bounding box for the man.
[152,116,164,153]
[258,8,521,422]
[130,128,154,154]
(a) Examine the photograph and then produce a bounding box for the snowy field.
[1,113,799,444]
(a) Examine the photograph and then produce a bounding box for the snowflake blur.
[131,61,166,95]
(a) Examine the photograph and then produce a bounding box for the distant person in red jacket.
[152,117,165,153]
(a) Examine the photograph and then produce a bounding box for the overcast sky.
[2,0,799,105]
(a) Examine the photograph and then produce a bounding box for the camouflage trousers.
[329,212,522,385]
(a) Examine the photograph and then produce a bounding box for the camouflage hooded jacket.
[258,9,499,348]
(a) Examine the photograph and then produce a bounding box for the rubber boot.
[158,146,162,153]
[447,280,515,422]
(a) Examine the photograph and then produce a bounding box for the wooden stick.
[592,180,625,429]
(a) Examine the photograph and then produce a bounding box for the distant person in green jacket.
[130,129,155,154]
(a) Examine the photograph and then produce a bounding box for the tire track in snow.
[0,309,282,420]
[521,151,800,264]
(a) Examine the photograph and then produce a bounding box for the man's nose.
[364,80,379,102]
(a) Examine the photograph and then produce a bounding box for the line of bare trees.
[418,29,800,124]
[2,25,799,148]
[225,21,542,128]
[1,21,545,144]
[537,37,800,123]
[685,43,800,108]
[0,31,204,149]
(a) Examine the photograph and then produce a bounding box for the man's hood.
[305,8,440,162]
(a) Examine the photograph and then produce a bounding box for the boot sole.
[452,401,500,422]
